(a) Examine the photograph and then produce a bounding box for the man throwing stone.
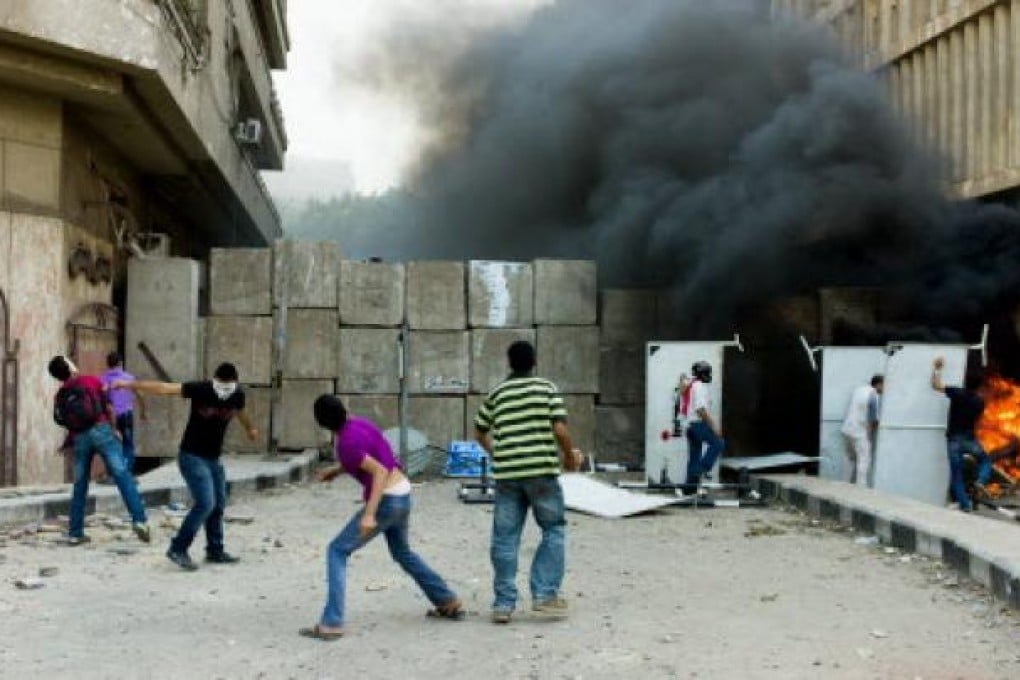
[116,362,257,569]
[473,340,584,624]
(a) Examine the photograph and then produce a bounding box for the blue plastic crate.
[444,441,489,478]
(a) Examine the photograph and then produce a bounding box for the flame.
[976,374,1020,493]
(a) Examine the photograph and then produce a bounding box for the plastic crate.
[444,441,489,478]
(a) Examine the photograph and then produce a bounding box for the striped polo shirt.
[474,374,568,480]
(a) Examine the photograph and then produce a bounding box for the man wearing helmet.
[683,361,725,494]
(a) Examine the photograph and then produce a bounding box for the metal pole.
[269,241,288,457]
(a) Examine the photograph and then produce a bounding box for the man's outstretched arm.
[114,380,183,397]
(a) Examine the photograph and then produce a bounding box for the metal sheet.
[560,473,680,518]
[645,341,726,486]
[818,347,887,481]
[720,453,819,471]
[872,344,968,506]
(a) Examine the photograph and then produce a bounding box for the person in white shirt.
[682,361,725,494]
[840,375,883,487]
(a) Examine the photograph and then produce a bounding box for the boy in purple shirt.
[100,352,146,474]
[300,395,462,640]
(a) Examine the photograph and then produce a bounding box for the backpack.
[54,382,104,433]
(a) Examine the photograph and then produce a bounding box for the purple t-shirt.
[334,416,401,501]
[100,368,135,417]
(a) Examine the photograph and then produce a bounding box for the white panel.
[560,473,680,519]
[818,347,887,481]
[872,344,969,506]
[645,341,726,485]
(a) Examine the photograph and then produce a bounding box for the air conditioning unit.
[235,118,263,146]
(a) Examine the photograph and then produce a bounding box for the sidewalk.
[0,451,318,528]
[754,474,1020,609]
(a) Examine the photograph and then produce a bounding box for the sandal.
[298,624,345,641]
[427,598,466,621]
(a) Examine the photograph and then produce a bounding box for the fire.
[976,374,1020,494]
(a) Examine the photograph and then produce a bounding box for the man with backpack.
[48,355,150,546]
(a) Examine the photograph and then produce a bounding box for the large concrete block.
[205,316,273,385]
[407,397,464,448]
[533,259,597,325]
[599,345,646,405]
[274,240,341,308]
[536,326,600,393]
[406,261,466,330]
[409,331,469,394]
[468,261,533,328]
[338,394,400,430]
[339,260,404,326]
[337,328,401,394]
[595,406,645,467]
[209,248,272,315]
[465,394,486,438]
[280,380,333,449]
[223,387,270,453]
[126,258,201,381]
[563,395,595,456]
[282,309,338,379]
[135,397,189,458]
[601,289,658,346]
[470,328,536,393]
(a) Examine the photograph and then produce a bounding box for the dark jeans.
[320,493,457,627]
[490,476,566,611]
[947,434,991,511]
[115,412,135,474]
[685,421,725,491]
[69,423,147,537]
[172,451,227,556]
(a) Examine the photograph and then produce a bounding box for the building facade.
[774,0,1020,202]
[0,0,288,485]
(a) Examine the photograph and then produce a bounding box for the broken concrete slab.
[409,331,470,394]
[282,309,338,379]
[205,316,273,385]
[599,344,646,405]
[600,289,658,346]
[470,328,536,394]
[209,247,272,316]
[224,387,270,453]
[533,259,597,325]
[336,328,401,394]
[339,260,404,327]
[536,326,600,394]
[406,261,466,330]
[595,405,645,467]
[273,240,341,309]
[126,258,201,381]
[468,260,533,328]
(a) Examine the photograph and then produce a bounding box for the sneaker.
[532,597,569,619]
[206,551,241,564]
[132,522,151,544]
[491,608,513,624]
[66,535,91,546]
[166,548,198,571]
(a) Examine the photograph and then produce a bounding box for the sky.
[266,0,550,201]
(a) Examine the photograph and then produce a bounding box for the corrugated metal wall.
[773,0,1020,200]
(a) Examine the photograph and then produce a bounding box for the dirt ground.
[1,477,1020,680]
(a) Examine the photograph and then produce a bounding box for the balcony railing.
[155,0,209,71]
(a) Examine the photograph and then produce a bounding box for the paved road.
[0,479,1018,679]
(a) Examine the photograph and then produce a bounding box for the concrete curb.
[753,474,1020,609]
[0,451,319,529]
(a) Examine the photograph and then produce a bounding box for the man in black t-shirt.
[931,357,990,512]
[116,363,257,570]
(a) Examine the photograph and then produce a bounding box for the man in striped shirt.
[474,340,584,624]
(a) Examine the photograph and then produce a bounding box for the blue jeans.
[69,422,147,538]
[685,421,725,489]
[947,435,991,511]
[115,412,135,474]
[172,451,227,555]
[490,476,566,611]
[321,493,456,627]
